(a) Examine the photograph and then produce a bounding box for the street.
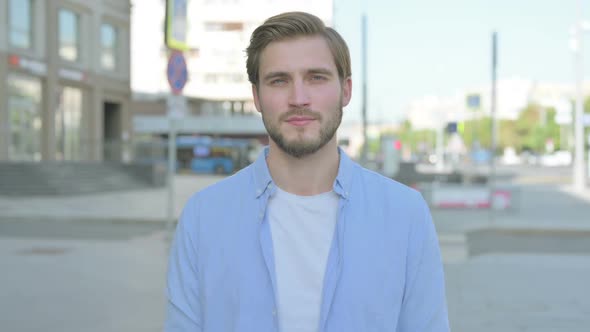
[1,165,589,331]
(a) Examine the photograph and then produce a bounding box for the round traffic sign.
[167,51,188,95]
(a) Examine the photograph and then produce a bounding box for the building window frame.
[58,8,81,63]
[100,22,119,71]
[6,73,43,162]
[55,85,84,161]
[8,0,34,50]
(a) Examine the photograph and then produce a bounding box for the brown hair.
[246,11,351,86]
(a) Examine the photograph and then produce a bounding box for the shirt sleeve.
[164,195,203,331]
[397,194,450,332]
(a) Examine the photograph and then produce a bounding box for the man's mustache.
[280,109,321,121]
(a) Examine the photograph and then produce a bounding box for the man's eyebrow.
[307,68,334,76]
[262,68,335,81]
[262,71,290,81]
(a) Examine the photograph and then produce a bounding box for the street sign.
[167,51,188,95]
[165,0,189,51]
[466,94,481,109]
[167,94,187,118]
[446,122,458,134]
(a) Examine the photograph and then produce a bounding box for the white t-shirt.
[267,186,339,332]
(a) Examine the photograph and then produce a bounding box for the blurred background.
[1,0,590,331]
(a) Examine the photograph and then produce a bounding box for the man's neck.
[266,140,340,196]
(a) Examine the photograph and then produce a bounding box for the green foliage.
[399,101,568,155]
[395,120,436,153]
[514,104,561,152]
[498,119,518,150]
[367,138,381,154]
[453,103,564,153]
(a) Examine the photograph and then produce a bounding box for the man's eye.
[270,79,287,85]
[311,75,327,81]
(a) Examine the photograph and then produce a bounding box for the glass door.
[7,74,42,161]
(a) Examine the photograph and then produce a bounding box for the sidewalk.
[0,175,224,224]
[1,174,590,233]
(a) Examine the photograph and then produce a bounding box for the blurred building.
[406,78,590,131]
[131,0,333,136]
[0,0,132,162]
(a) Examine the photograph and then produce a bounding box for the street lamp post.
[360,13,369,165]
[571,3,589,191]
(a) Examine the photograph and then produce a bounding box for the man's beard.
[262,105,343,159]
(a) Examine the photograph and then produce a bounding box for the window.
[55,87,83,161]
[101,23,118,70]
[9,0,33,49]
[7,74,42,161]
[59,9,80,62]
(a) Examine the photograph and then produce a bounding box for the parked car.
[501,147,521,165]
[540,150,572,167]
[520,150,540,165]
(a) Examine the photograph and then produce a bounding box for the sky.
[333,0,588,124]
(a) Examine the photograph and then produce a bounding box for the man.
[165,11,449,332]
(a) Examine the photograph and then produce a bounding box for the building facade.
[0,0,132,162]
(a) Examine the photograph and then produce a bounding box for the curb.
[0,215,175,227]
[466,226,590,237]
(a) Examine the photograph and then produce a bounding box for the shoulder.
[352,164,425,207]
[184,164,254,210]
[352,165,436,250]
[349,164,432,237]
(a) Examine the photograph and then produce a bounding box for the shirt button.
[272,309,277,316]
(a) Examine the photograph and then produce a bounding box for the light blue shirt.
[165,147,449,332]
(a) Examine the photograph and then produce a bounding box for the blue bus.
[176,136,254,175]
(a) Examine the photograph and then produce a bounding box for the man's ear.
[252,84,262,113]
[341,77,352,107]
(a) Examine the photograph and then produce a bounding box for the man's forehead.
[258,36,337,74]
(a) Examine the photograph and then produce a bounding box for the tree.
[515,103,561,152]
[459,117,492,150]
[498,119,519,150]
[395,120,435,155]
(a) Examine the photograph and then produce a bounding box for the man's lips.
[285,116,316,126]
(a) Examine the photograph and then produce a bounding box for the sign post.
[489,32,498,225]
[165,49,188,231]
[466,93,481,150]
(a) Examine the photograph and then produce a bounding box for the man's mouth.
[286,116,316,126]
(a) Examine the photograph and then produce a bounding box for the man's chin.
[278,140,322,158]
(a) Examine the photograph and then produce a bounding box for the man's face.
[252,35,352,158]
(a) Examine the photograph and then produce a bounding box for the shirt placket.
[257,183,280,331]
[318,190,348,331]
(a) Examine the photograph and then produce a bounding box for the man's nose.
[288,79,311,108]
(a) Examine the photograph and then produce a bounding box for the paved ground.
[1,165,590,331]
[0,174,225,224]
[2,218,589,332]
[0,232,168,332]
[445,254,590,332]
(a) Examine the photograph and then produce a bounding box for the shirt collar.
[252,146,355,200]
[252,146,274,198]
[333,147,354,200]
